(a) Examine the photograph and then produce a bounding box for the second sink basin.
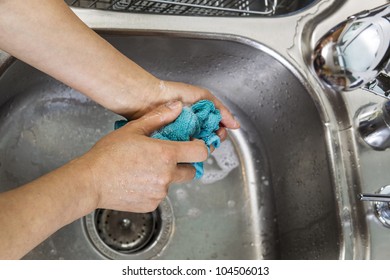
[0,33,340,259]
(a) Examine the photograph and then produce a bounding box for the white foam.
[201,139,240,184]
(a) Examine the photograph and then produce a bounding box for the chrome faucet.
[313,3,390,224]
[313,3,390,151]
[313,3,390,96]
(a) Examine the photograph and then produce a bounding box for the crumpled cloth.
[114,100,222,179]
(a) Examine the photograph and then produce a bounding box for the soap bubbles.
[201,139,239,184]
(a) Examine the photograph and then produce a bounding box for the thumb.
[130,101,183,135]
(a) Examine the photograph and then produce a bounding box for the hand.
[0,0,239,258]
[0,0,239,141]
[0,101,208,259]
[75,101,208,213]
[116,79,240,141]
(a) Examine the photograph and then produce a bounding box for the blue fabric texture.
[114,100,222,179]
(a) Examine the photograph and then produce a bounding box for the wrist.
[113,75,162,118]
[63,156,100,217]
[81,52,164,119]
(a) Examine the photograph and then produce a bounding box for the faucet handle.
[364,72,390,98]
[359,193,390,202]
[313,3,390,95]
[359,186,390,228]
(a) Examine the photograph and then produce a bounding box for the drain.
[84,198,174,259]
[95,209,156,253]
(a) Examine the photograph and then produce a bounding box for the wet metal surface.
[0,35,339,259]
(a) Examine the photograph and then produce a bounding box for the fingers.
[210,97,240,130]
[125,165,196,213]
[165,81,240,129]
[168,139,209,163]
[173,164,197,183]
[216,127,228,142]
[129,101,183,135]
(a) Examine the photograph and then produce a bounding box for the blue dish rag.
[114,100,222,179]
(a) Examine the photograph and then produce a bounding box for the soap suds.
[201,139,239,184]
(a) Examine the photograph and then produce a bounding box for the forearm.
[0,102,207,259]
[0,0,239,128]
[0,0,158,115]
[0,158,96,259]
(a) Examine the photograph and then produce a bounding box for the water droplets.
[227,200,236,208]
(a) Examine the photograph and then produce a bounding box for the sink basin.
[0,34,340,259]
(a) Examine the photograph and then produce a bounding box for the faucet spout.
[313,4,390,97]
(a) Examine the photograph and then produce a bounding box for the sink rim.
[0,15,361,258]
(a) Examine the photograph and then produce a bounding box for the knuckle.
[157,173,172,186]
[139,199,161,213]
[197,88,210,100]
[155,189,168,200]
[201,88,211,95]
[152,106,165,118]
[151,183,169,199]
[149,200,161,212]
[143,204,159,213]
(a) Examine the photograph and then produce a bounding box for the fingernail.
[166,100,181,110]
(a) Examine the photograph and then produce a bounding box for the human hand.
[76,101,208,213]
[115,79,240,141]
[0,101,208,259]
[0,0,238,141]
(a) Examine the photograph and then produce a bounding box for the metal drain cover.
[96,209,156,253]
[84,198,174,259]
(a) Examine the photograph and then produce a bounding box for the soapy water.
[201,139,240,184]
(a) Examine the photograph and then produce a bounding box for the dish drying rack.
[66,0,279,16]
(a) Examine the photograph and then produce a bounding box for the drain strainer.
[84,198,174,259]
[96,209,156,253]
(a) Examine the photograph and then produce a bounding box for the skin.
[0,102,209,259]
[0,0,240,259]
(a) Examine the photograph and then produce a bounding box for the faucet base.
[356,101,390,150]
[374,186,390,228]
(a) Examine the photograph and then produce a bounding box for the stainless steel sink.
[4,0,390,260]
[0,34,340,259]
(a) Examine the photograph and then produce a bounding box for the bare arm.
[0,0,239,129]
[0,102,208,259]
[0,0,239,259]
